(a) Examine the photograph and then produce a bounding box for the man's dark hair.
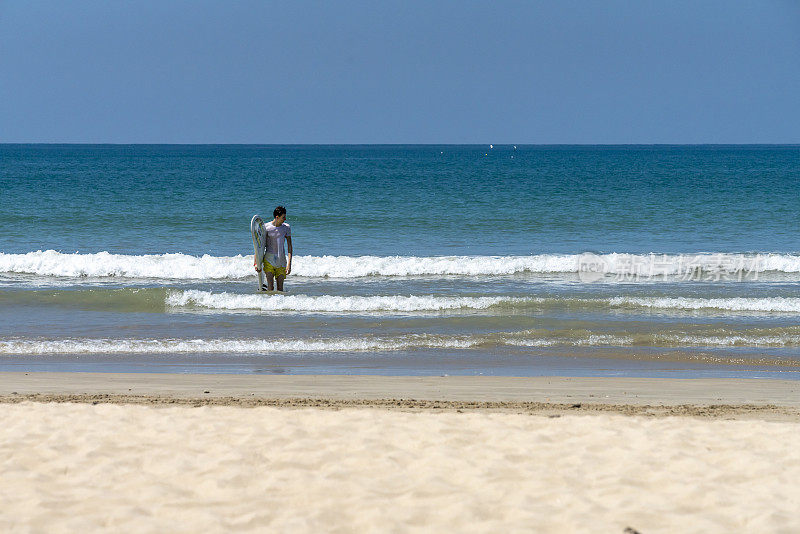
[274,206,286,217]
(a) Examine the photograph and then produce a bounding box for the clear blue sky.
[1,1,799,143]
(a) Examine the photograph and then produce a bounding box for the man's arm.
[285,236,293,275]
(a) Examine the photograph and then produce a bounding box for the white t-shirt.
[263,222,291,268]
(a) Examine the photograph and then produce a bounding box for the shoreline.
[2,372,798,420]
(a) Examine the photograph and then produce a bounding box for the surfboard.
[251,214,267,291]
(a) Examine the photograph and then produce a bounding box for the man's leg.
[265,271,275,291]
[276,275,285,292]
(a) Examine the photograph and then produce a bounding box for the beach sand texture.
[2,378,800,533]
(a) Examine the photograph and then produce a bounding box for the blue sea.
[1,144,799,378]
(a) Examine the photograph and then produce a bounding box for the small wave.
[0,336,480,355]
[167,290,517,312]
[170,291,800,315]
[3,330,800,355]
[611,296,800,313]
[504,334,634,347]
[654,334,800,347]
[3,284,797,317]
[3,250,800,281]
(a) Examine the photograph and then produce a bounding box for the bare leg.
[276,275,285,292]
[266,271,275,291]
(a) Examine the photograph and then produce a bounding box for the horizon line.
[2,142,800,147]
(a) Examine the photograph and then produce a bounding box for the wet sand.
[1,372,798,419]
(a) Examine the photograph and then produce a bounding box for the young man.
[254,206,292,291]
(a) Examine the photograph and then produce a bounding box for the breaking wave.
[611,296,800,313]
[168,291,800,315]
[3,329,800,356]
[167,290,518,312]
[0,336,479,355]
[2,250,800,280]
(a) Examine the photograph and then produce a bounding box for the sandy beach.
[1,373,799,532]
[4,0,800,531]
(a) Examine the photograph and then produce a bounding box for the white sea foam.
[167,290,516,312]
[3,250,800,280]
[574,252,800,277]
[295,254,582,277]
[0,250,248,280]
[285,252,800,278]
[655,334,800,347]
[0,336,480,355]
[168,291,800,315]
[611,296,800,313]
[504,334,635,347]
[3,330,798,355]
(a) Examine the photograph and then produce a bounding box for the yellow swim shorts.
[262,259,287,278]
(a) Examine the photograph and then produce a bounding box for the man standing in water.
[254,206,292,291]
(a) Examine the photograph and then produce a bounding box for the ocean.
[1,144,799,377]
